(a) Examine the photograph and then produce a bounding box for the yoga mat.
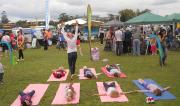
[79,68,97,80]
[11,84,49,106]
[47,69,69,82]
[101,67,127,78]
[96,81,128,102]
[133,79,176,100]
[52,83,80,105]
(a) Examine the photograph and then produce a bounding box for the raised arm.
[73,21,79,40]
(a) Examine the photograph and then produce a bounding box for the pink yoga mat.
[79,68,97,80]
[52,83,80,105]
[11,84,49,106]
[101,67,127,78]
[96,81,128,102]
[47,69,69,82]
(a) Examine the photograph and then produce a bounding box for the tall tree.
[119,9,136,22]
[58,13,69,22]
[1,11,9,24]
[108,14,115,21]
[136,9,151,16]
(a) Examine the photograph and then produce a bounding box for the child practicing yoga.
[19,90,35,106]
[72,66,101,79]
[137,79,170,96]
[83,66,101,79]
[94,82,136,98]
[105,64,121,77]
[65,83,76,102]
[52,66,66,78]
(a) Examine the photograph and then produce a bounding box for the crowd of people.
[99,25,179,61]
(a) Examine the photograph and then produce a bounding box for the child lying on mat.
[83,66,101,79]
[95,82,135,98]
[19,90,35,106]
[105,64,121,77]
[65,83,76,102]
[52,66,66,78]
[72,66,101,79]
[137,79,170,96]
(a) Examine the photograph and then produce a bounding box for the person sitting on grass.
[105,64,121,77]
[65,83,76,102]
[52,66,66,79]
[19,90,35,106]
[137,79,170,96]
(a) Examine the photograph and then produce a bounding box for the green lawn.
[0,42,180,106]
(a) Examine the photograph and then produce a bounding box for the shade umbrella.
[65,18,86,25]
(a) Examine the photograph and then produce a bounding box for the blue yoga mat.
[133,79,176,100]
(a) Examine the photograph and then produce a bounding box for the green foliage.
[1,11,9,24]
[119,9,136,22]
[119,9,151,22]
[15,20,29,28]
[0,43,180,106]
[58,13,69,22]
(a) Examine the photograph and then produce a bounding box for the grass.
[0,42,180,106]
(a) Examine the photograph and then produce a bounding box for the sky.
[0,0,180,22]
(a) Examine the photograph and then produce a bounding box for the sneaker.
[17,59,20,62]
[70,74,76,80]
[21,59,24,61]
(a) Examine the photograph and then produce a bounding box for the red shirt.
[53,69,66,78]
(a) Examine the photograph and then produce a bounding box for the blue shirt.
[59,34,65,42]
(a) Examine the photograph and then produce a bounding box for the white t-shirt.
[115,30,123,41]
[147,84,160,93]
[2,35,11,43]
[61,26,78,53]
[107,87,116,96]
[110,69,121,75]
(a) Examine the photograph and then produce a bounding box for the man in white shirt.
[115,27,123,55]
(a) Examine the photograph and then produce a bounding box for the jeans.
[161,43,167,65]
[19,90,35,97]
[100,35,104,44]
[103,82,116,91]
[68,52,77,75]
[19,49,24,59]
[133,39,140,56]
[44,40,48,50]
[124,41,131,53]
[0,73,4,81]
[116,41,123,55]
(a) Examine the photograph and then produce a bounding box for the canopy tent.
[166,13,180,22]
[103,20,124,26]
[57,18,103,28]
[126,12,171,25]
[65,18,86,25]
